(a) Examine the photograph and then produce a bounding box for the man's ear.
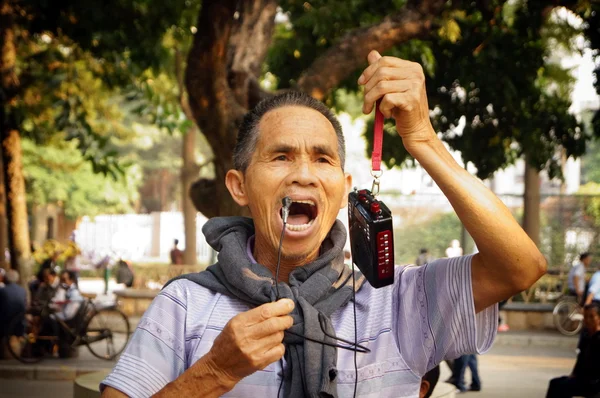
[225,169,249,207]
[339,172,353,209]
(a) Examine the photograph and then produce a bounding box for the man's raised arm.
[359,51,546,313]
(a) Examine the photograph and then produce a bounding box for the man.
[101,51,546,397]
[585,267,600,306]
[420,366,440,398]
[445,239,463,258]
[169,239,183,265]
[30,251,61,298]
[569,253,591,304]
[0,270,27,340]
[51,270,83,322]
[415,248,432,266]
[452,354,481,393]
[33,268,60,308]
[115,260,135,288]
[546,303,600,397]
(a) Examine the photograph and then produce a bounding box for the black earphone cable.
[352,260,358,398]
[275,225,285,301]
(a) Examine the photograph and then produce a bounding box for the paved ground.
[0,330,578,398]
[432,344,575,398]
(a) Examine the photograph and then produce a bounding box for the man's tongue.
[288,214,310,225]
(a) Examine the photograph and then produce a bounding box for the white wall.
[75,212,213,264]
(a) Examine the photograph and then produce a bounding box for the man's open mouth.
[281,199,318,232]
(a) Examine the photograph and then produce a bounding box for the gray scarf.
[166,216,364,397]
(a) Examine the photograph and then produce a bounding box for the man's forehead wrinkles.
[259,106,335,132]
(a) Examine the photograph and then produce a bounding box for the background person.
[585,268,600,305]
[452,354,481,393]
[445,239,463,258]
[169,239,183,265]
[568,253,592,304]
[51,270,83,322]
[546,302,600,398]
[416,248,433,266]
[0,270,27,343]
[420,366,441,398]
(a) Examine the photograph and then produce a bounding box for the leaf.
[438,19,462,43]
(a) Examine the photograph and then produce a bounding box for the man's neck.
[253,236,319,283]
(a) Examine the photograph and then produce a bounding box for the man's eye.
[317,157,330,163]
[275,155,288,161]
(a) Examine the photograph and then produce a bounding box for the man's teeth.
[293,199,315,206]
[286,218,315,231]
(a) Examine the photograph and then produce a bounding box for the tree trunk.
[1,129,32,278]
[523,157,541,247]
[1,0,32,282]
[0,151,7,270]
[181,126,197,265]
[185,0,277,218]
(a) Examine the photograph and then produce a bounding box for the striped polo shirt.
[101,254,497,397]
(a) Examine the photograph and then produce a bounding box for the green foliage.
[22,138,141,219]
[21,0,194,76]
[394,212,474,264]
[581,110,600,183]
[11,0,200,179]
[268,1,592,181]
[579,182,600,227]
[9,0,203,218]
[427,3,584,179]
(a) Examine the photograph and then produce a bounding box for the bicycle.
[553,294,584,336]
[4,298,131,364]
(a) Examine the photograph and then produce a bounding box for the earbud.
[282,196,292,224]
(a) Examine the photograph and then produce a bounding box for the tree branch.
[296,0,447,100]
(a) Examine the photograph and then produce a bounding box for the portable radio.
[348,188,394,288]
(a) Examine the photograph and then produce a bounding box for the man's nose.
[288,159,318,186]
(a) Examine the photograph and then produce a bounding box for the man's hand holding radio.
[358,50,546,314]
[358,50,436,153]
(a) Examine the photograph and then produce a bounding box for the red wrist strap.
[371,100,384,172]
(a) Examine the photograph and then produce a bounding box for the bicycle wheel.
[5,313,52,364]
[553,300,583,336]
[84,308,131,360]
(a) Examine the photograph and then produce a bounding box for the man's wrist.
[190,352,238,392]
[402,128,448,165]
[154,353,236,397]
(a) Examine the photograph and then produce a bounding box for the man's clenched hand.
[201,298,295,389]
[358,50,436,152]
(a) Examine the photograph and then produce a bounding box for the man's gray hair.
[233,91,346,172]
[5,269,19,284]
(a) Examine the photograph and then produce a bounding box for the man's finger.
[379,92,419,117]
[260,343,286,367]
[363,80,411,115]
[250,315,294,339]
[358,54,410,85]
[243,299,295,325]
[363,66,419,95]
[358,56,422,87]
